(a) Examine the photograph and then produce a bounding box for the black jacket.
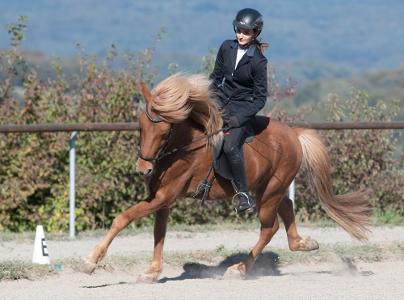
[209,39,268,127]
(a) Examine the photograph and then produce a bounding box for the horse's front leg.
[80,194,167,275]
[137,208,170,283]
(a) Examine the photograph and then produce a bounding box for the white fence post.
[69,131,77,239]
[288,179,295,210]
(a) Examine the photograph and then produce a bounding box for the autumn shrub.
[294,91,403,221]
[0,18,149,232]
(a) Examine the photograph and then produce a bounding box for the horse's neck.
[171,119,205,148]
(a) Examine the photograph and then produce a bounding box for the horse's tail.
[296,128,372,241]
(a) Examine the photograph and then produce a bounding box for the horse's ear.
[139,81,152,104]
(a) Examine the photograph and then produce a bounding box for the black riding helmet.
[233,8,264,37]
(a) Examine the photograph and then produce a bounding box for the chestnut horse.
[81,74,371,281]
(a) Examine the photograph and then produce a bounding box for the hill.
[282,66,404,121]
[0,0,403,74]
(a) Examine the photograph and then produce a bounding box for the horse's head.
[136,82,172,176]
[136,74,224,176]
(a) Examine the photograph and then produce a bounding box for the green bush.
[0,18,149,232]
[294,91,403,221]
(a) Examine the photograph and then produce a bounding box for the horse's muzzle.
[136,159,154,177]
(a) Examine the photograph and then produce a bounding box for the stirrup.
[193,180,211,198]
[233,192,256,215]
[193,165,215,207]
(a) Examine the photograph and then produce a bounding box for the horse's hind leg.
[137,208,170,283]
[80,197,166,275]
[278,196,319,251]
[224,176,286,279]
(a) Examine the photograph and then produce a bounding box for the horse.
[80,73,371,281]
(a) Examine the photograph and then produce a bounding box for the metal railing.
[1,121,404,133]
[1,121,403,237]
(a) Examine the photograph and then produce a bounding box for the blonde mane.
[151,73,223,146]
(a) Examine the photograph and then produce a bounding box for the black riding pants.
[222,124,249,192]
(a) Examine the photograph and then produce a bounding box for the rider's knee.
[223,144,241,158]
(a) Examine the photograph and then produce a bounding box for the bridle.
[136,104,175,162]
[136,103,225,163]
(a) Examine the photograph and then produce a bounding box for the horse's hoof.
[291,236,319,251]
[80,258,97,275]
[223,263,246,280]
[136,272,159,284]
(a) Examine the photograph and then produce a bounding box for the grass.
[0,261,55,281]
[374,210,404,226]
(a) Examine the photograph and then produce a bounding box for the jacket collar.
[230,40,257,57]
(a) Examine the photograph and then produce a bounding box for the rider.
[209,8,268,215]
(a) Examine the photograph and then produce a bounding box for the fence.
[1,121,404,133]
[1,121,403,238]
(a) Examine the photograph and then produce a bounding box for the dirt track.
[1,226,404,300]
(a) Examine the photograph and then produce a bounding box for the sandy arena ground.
[1,226,403,300]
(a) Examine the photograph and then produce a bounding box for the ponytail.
[256,41,269,53]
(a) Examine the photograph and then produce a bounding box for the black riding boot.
[226,149,257,215]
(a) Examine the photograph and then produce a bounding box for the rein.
[137,104,224,162]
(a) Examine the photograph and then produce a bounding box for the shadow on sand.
[79,251,375,288]
[79,251,281,288]
[158,251,282,283]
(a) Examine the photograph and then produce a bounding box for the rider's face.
[235,27,255,46]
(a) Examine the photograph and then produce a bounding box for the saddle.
[193,115,270,204]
